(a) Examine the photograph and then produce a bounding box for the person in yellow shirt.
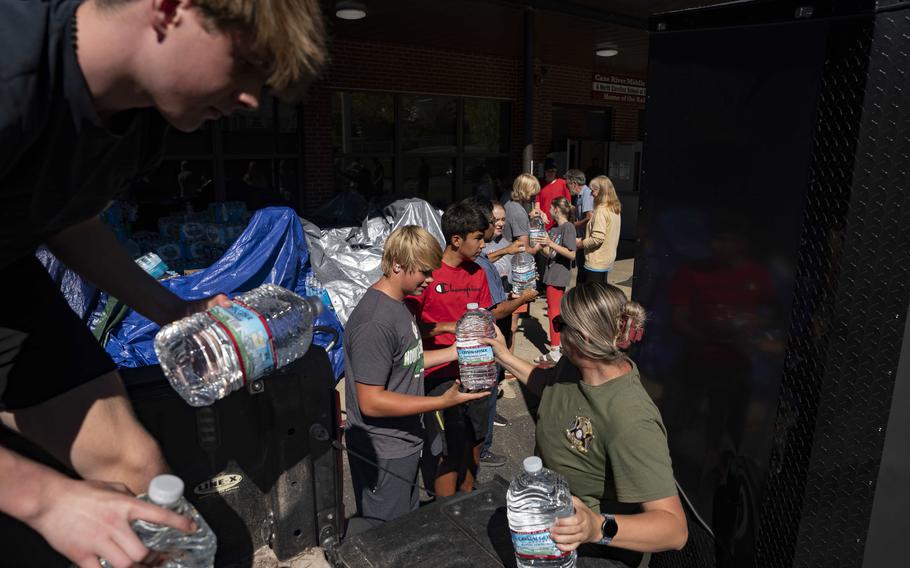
[576,176,622,284]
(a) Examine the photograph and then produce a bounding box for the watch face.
[603,515,618,538]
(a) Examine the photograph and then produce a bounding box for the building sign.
[592,74,646,105]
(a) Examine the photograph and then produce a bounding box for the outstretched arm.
[355,380,489,417]
[416,320,456,338]
[539,232,576,261]
[491,289,538,320]
[45,217,229,325]
[486,241,525,263]
[479,336,547,396]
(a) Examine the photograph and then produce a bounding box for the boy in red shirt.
[537,158,572,230]
[407,202,493,497]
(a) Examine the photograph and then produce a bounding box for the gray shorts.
[345,434,421,536]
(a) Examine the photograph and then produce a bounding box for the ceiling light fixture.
[335,1,367,20]
[595,43,619,57]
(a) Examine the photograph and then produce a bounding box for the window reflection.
[462,157,511,203]
[402,157,455,207]
[400,95,456,154]
[464,99,510,154]
[333,91,511,208]
[335,157,393,200]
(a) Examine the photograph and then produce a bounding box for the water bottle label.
[529,228,546,241]
[206,302,277,383]
[456,339,494,366]
[510,528,571,560]
[512,269,536,284]
[136,254,168,279]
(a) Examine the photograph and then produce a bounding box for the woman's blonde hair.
[511,173,540,203]
[590,176,622,215]
[99,0,327,100]
[559,282,646,363]
[381,226,443,276]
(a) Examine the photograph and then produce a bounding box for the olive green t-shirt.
[535,358,677,514]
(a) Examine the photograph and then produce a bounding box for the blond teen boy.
[0,1,326,565]
[344,226,488,534]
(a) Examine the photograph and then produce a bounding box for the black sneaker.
[493,413,509,427]
[480,451,507,467]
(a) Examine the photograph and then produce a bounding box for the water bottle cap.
[466,302,479,310]
[523,456,543,473]
[148,474,184,506]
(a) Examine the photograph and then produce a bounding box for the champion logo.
[433,283,481,294]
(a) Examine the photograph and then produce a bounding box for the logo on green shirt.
[566,415,595,454]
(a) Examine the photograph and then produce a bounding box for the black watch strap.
[598,513,617,545]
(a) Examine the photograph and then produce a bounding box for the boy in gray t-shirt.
[344,226,488,535]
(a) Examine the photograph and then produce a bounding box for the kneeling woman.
[485,282,687,565]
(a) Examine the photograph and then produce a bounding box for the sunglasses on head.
[553,315,568,333]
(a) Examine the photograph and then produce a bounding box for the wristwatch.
[597,513,618,545]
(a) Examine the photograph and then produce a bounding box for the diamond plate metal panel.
[787,8,910,567]
[640,4,910,568]
[754,17,877,567]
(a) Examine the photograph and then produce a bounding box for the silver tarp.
[302,198,444,324]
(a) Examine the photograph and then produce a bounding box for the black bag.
[124,347,344,565]
[0,346,343,567]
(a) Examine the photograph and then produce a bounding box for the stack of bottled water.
[511,252,538,294]
[154,284,323,406]
[100,475,216,568]
[507,456,577,568]
[455,303,498,391]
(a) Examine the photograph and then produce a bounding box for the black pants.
[584,268,610,284]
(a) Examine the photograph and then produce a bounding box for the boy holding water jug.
[344,226,488,534]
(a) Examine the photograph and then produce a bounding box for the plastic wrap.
[384,198,446,249]
[302,198,444,325]
[103,207,345,380]
[35,248,100,322]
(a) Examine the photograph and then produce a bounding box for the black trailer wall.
[633,1,910,567]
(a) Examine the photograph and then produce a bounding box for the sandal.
[534,351,561,365]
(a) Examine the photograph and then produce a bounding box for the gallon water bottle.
[529,215,546,243]
[507,456,577,568]
[455,302,498,391]
[155,284,323,406]
[511,252,538,294]
[100,475,216,568]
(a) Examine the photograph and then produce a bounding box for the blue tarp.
[101,207,345,379]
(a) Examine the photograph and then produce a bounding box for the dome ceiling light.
[336,1,367,20]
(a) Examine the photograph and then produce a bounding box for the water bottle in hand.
[455,302,498,391]
[155,284,323,407]
[507,456,577,568]
[511,252,538,294]
[529,216,546,244]
[100,475,216,568]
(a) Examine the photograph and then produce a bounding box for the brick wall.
[301,39,644,210]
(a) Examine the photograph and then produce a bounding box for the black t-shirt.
[0,0,167,270]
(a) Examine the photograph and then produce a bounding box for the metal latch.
[247,379,265,395]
